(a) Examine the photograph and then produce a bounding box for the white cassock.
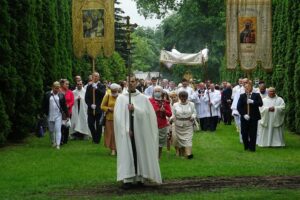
[177,86,194,101]
[191,91,209,119]
[114,90,162,184]
[203,89,221,117]
[232,85,243,99]
[257,95,285,147]
[69,88,91,137]
[256,90,268,144]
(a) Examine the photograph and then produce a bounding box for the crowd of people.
[42,73,286,188]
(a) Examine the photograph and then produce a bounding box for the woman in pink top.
[60,79,74,145]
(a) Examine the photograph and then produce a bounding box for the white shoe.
[56,145,60,150]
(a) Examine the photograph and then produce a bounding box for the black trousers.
[199,117,208,131]
[88,113,102,144]
[207,116,219,132]
[240,118,258,151]
[223,108,232,125]
[61,125,69,144]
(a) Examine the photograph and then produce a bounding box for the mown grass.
[0,124,299,199]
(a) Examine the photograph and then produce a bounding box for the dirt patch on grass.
[55,176,300,198]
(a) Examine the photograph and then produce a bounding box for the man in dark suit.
[237,83,263,152]
[85,72,106,144]
[221,83,233,125]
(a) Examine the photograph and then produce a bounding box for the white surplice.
[191,91,210,119]
[114,90,162,183]
[257,95,285,147]
[203,89,221,117]
[69,88,91,137]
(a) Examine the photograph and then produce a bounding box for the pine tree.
[10,0,43,140]
[0,0,13,144]
[56,0,72,81]
[39,0,59,89]
[293,1,300,133]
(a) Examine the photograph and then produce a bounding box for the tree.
[157,0,225,82]
[134,0,179,18]
[0,0,12,145]
[9,0,43,140]
[131,27,161,72]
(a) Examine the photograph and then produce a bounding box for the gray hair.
[110,83,121,90]
[153,85,163,92]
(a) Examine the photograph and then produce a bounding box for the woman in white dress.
[170,90,197,159]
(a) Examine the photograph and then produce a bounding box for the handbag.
[100,94,111,126]
[99,112,106,126]
[35,115,47,137]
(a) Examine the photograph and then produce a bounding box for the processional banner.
[226,0,272,71]
[72,0,114,58]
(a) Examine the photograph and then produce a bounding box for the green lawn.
[0,124,299,199]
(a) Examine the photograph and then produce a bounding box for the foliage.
[0,93,10,146]
[0,0,18,138]
[0,0,126,144]
[134,0,180,18]
[157,0,225,82]
[96,52,127,82]
[0,125,300,198]
[131,27,161,72]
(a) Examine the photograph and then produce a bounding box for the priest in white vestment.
[203,84,221,132]
[69,81,91,138]
[191,82,209,131]
[114,76,162,188]
[257,88,285,147]
[256,83,268,144]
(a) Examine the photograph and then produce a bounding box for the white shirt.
[48,93,61,121]
[144,85,156,97]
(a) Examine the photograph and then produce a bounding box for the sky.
[118,0,162,28]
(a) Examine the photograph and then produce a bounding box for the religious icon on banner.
[239,17,256,44]
[72,0,114,58]
[226,0,272,72]
[82,9,104,38]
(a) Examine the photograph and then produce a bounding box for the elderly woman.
[149,86,172,159]
[171,90,196,159]
[101,83,121,155]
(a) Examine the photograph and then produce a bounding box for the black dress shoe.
[187,154,194,159]
[122,183,133,190]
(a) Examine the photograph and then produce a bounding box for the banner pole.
[92,58,96,116]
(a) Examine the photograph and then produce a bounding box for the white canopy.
[160,48,209,68]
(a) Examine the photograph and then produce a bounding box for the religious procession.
[1,0,299,199]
